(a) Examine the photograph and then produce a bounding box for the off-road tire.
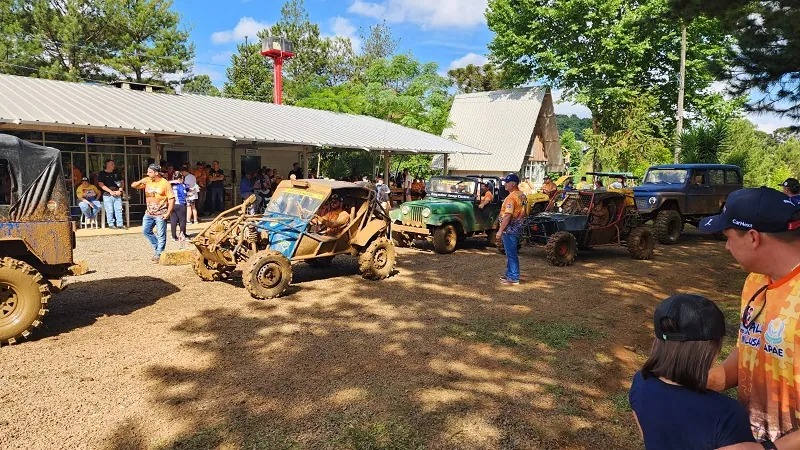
[432,224,458,254]
[307,256,335,268]
[0,257,50,345]
[242,250,292,299]
[653,210,684,245]
[194,254,222,281]
[358,237,395,280]
[392,233,411,248]
[627,227,655,260]
[545,231,577,266]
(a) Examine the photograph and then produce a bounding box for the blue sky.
[171,0,794,133]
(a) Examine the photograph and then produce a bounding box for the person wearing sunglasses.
[701,187,800,449]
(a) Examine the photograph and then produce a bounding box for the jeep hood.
[633,184,687,195]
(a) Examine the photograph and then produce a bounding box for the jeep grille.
[635,198,650,210]
[402,205,425,227]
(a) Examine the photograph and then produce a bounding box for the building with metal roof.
[432,87,563,182]
[0,74,485,221]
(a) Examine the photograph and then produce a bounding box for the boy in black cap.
[781,177,800,206]
[701,187,800,446]
[629,294,755,449]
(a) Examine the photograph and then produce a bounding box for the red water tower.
[260,35,295,105]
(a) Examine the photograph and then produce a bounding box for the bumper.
[392,224,430,236]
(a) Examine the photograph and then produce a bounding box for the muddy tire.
[307,256,335,268]
[627,227,655,260]
[653,210,683,245]
[193,254,222,281]
[242,250,292,299]
[392,232,411,248]
[545,231,577,266]
[358,237,396,280]
[0,257,50,345]
[432,224,458,254]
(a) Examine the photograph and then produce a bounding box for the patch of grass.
[157,426,223,450]
[336,419,423,450]
[610,392,632,413]
[243,432,300,450]
[544,383,566,397]
[443,317,600,351]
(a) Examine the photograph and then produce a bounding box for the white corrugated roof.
[433,87,560,171]
[0,74,486,155]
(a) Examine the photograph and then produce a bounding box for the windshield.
[428,177,477,196]
[643,169,688,184]
[266,188,326,220]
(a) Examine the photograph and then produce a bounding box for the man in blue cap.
[496,173,527,285]
[781,177,800,206]
[702,187,800,447]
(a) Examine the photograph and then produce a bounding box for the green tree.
[0,1,40,76]
[104,0,194,83]
[678,122,729,163]
[25,0,118,81]
[486,0,735,135]
[556,114,593,141]
[560,129,583,174]
[223,41,273,102]
[447,63,506,94]
[583,95,672,175]
[181,74,220,96]
[668,0,800,120]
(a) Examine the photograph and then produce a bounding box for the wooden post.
[442,154,449,175]
[383,151,391,181]
[302,147,310,178]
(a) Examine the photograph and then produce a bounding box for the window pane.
[6,130,43,142]
[127,146,149,155]
[88,144,124,154]
[710,170,725,185]
[726,170,741,184]
[125,137,150,147]
[44,132,85,143]
[49,143,86,153]
[87,135,125,145]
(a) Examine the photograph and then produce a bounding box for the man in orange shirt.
[317,194,350,236]
[132,164,175,263]
[193,161,208,216]
[541,176,558,198]
[496,173,527,285]
[478,182,494,209]
[703,188,800,448]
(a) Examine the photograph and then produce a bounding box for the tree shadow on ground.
[34,276,180,341]
[104,228,743,449]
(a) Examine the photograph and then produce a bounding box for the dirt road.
[0,229,745,449]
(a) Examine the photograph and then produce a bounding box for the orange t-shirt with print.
[502,190,527,234]
[143,178,175,216]
[737,265,800,440]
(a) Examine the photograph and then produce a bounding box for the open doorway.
[165,150,189,168]
[241,155,261,177]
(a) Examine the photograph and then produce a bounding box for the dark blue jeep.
[633,164,743,244]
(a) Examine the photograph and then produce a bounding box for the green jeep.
[390,175,502,253]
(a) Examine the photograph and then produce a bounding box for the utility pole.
[674,23,687,163]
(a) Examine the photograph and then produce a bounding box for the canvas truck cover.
[0,134,70,222]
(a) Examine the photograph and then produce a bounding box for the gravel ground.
[0,229,746,450]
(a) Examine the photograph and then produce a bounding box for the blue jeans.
[79,200,102,219]
[502,232,521,282]
[142,214,167,257]
[210,187,224,213]
[102,195,124,227]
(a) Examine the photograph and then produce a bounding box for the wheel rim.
[0,284,19,320]
[373,247,388,269]
[256,262,282,289]
[446,228,455,244]
[558,242,568,256]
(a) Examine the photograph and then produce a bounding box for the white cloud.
[348,0,488,29]
[448,52,488,70]
[211,17,271,44]
[745,113,797,134]
[210,51,233,64]
[550,89,592,118]
[329,16,361,52]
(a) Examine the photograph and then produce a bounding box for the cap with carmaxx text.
[699,187,800,234]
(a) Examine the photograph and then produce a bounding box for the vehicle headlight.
[648,196,657,206]
[422,207,431,218]
[401,205,409,215]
